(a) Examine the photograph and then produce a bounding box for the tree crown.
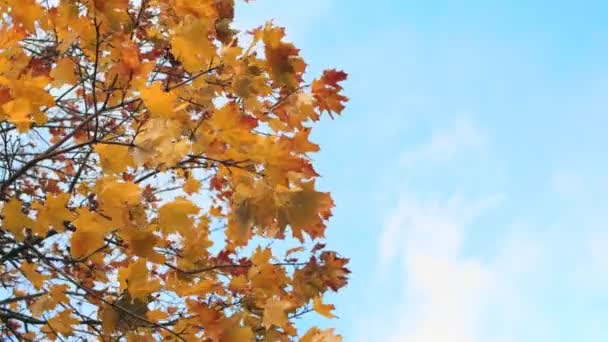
[0,0,349,340]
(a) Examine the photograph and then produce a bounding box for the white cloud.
[400,117,485,168]
[370,181,608,342]
[376,192,503,342]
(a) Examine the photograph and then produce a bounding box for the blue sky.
[238,1,608,341]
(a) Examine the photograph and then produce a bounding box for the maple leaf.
[300,327,342,342]
[43,310,79,338]
[313,296,336,318]
[50,58,78,86]
[158,197,200,234]
[259,24,306,89]
[183,176,201,194]
[70,209,114,259]
[293,127,320,153]
[221,316,255,342]
[312,69,349,115]
[1,198,33,241]
[277,181,334,241]
[10,0,44,32]
[320,252,351,292]
[21,262,47,290]
[95,144,135,174]
[263,297,291,329]
[139,83,177,118]
[118,259,160,301]
[120,225,166,264]
[32,193,74,235]
[170,15,217,73]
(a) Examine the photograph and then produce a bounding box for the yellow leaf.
[293,127,320,153]
[99,304,119,335]
[118,259,160,300]
[300,327,342,342]
[43,309,79,337]
[121,226,166,264]
[10,0,44,32]
[170,15,217,73]
[277,181,334,241]
[158,197,199,234]
[146,309,168,322]
[313,296,336,318]
[30,285,70,316]
[50,58,77,85]
[262,297,290,329]
[179,218,213,262]
[21,262,47,290]
[1,198,33,241]
[222,317,254,342]
[229,275,248,292]
[32,193,73,236]
[70,209,114,259]
[31,296,56,317]
[95,177,141,227]
[2,98,34,132]
[139,83,177,118]
[95,144,135,173]
[183,177,201,195]
[50,285,70,304]
[177,279,216,297]
[262,24,304,89]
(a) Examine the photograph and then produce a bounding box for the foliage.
[0,0,349,340]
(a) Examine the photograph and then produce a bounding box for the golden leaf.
[1,198,33,241]
[313,296,336,319]
[158,197,199,234]
[262,297,291,329]
[118,259,160,301]
[21,263,47,290]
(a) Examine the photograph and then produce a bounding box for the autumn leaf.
[300,327,342,342]
[21,262,47,290]
[50,57,78,86]
[1,198,33,241]
[158,197,199,234]
[293,127,320,153]
[183,176,201,194]
[171,15,217,73]
[95,144,135,174]
[139,82,177,118]
[277,181,334,241]
[263,297,291,329]
[70,209,114,259]
[43,310,79,338]
[312,69,349,115]
[313,296,336,318]
[10,0,44,32]
[32,193,74,235]
[118,259,160,301]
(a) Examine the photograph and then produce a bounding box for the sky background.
[237,1,608,341]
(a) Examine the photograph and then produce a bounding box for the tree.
[0,0,350,340]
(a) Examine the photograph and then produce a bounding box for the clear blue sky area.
[238,1,608,341]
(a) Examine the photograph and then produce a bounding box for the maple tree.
[0,0,350,340]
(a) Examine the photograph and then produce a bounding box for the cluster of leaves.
[0,0,349,341]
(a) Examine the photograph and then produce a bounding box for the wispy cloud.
[400,117,486,168]
[376,191,503,342]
